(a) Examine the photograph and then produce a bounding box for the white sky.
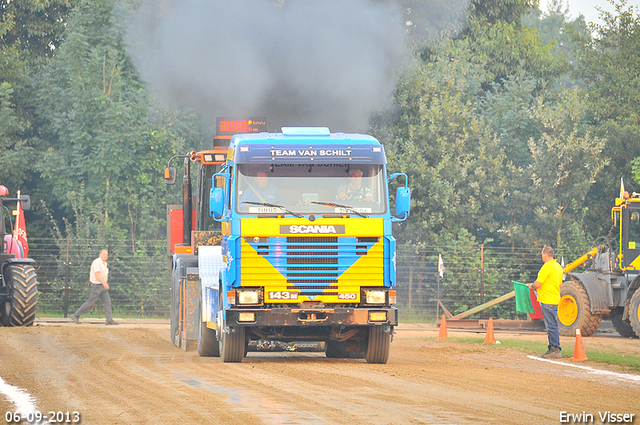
[541,0,640,24]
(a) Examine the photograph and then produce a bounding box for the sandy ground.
[0,320,638,425]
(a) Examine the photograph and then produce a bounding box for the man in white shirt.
[71,249,118,325]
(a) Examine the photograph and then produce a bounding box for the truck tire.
[629,290,640,338]
[365,325,391,364]
[197,299,220,357]
[5,264,38,327]
[610,308,637,338]
[558,280,601,337]
[219,326,246,362]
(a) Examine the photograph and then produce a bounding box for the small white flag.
[620,177,625,199]
[438,253,444,278]
[561,257,565,280]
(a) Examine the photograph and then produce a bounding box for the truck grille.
[244,236,382,289]
[286,236,340,285]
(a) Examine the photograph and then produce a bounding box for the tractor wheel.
[5,264,38,327]
[365,325,391,364]
[629,290,640,338]
[610,308,637,338]
[219,326,246,363]
[558,280,601,337]
[197,298,220,357]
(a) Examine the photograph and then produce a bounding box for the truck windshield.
[235,164,386,215]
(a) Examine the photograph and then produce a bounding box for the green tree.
[523,0,588,89]
[569,0,640,237]
[32,0,195,248]
[525,90,609,247]
[0,82,31,188]
[373,0,606,252]
[373,42,508,244]
[0,0,72,57]
[0,0,74,193]
[461,0,566,84]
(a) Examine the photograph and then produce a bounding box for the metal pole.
[436,274,440,321]
[480,244,485,320]
[0,199,5,253]
[183,157,192,245]
[451,291,515,320]
[64,237,69,318]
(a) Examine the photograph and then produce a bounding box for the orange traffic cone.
[483,317,495,344]
[437,314,448,339]
[571,328,588,361]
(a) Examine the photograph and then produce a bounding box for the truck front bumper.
[225,306,398,327]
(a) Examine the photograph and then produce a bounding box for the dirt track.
[0,321,638,425]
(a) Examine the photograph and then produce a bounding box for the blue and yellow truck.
[165,124,410,363]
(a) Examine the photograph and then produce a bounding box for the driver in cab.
[336,169,373,202]
[241,170,285,205]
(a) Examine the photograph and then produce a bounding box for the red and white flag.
[13,190,28,258]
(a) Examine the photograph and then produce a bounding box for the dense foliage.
[372,0,638,257]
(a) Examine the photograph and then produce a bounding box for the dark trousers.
[540,302,561,350]
[73,284,112,321]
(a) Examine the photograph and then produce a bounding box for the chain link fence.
[31,238,170,319]
[28,238,548,322]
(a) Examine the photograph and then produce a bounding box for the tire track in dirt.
[1,324,639,425]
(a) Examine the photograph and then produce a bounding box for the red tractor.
[0,185,38,326]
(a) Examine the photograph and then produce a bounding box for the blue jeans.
[540,302,561,350]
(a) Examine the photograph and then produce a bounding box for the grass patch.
[440,336,640,371]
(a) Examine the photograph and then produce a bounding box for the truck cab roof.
[229,127,385,165]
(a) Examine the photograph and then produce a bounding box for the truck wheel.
[197,299,220,357]
[219,326,246,363]
[629,290,640,338]
[5,264,38,327]
[610,308,637,338]
[558,280,601,337]
[365,325,391,364]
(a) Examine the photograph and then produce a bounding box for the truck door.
[622,205,640,269]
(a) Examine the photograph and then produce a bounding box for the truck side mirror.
[396,187,410,219]
[20,195,30,211]
[388,173,411,222]
[164,167,177,185]
[210,187,224,219]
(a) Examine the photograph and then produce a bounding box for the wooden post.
[480,244,485,319]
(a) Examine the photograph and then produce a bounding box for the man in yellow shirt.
[529,246,564,358]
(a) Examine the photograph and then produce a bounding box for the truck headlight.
[365,290,386,305]
[238,290,261,305]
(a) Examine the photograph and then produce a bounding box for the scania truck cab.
[198,127,410,363]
